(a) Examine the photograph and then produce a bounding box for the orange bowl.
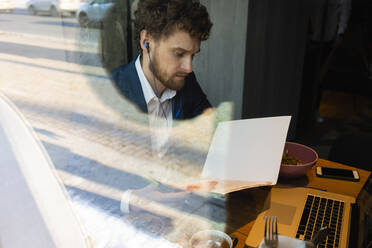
[279,142,318,179]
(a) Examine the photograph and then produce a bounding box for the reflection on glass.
[0,0,234,247]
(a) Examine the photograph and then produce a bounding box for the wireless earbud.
[144,42,150,52]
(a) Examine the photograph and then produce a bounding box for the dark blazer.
[111,58,211,120]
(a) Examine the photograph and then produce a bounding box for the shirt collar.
[135,56,176,104]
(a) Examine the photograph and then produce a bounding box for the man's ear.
[140,30,151,54]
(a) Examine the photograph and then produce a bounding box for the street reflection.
[0,1,269,247]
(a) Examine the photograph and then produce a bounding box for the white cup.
[189,230,232,248]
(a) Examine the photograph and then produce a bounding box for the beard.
[150,51,187,91]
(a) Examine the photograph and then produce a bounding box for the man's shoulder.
[178,72,211,119]
[109,57,148,112]
[186,71,197,82]
[183,72,202,92]
[110,59,137,82]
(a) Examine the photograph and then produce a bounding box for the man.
[109,0,220,229]
[110,0,213,158]
[111,0,213,121]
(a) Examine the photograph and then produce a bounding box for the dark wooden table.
[227,159,371,248]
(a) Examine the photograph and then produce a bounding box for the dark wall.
[242,0,310,138]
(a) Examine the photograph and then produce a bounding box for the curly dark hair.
[134,0,213,51]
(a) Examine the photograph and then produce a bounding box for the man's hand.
[127,181,217,214]
[184,180,218,192]
[128,184,192,214]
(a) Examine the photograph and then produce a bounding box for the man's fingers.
[186,181,218,192]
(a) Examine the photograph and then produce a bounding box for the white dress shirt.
[135,56,176,157]
[120,57,176,214]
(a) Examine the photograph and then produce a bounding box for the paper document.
[201,116,291,194]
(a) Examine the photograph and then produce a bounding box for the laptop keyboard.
[295,194,344,248]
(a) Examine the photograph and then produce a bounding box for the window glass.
[0,1,243,247]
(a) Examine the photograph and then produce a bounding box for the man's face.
[150,30,201,91]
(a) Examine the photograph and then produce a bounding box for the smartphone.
[316,166,360,182]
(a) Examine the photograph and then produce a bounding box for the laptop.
[245,187,355,248]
